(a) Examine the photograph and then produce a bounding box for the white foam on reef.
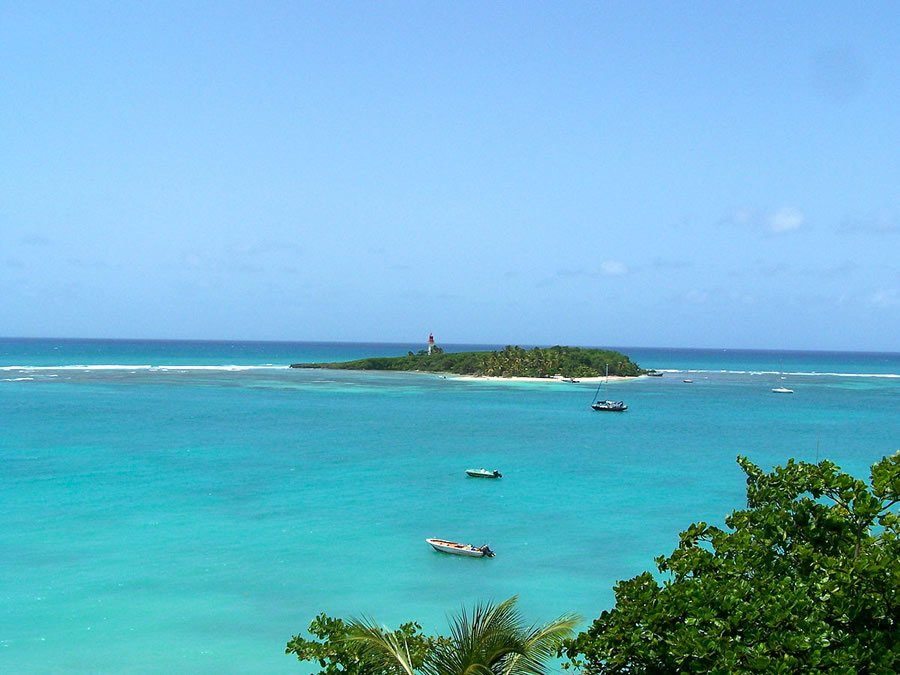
[0,364,289,372]
[663,368,900,379]
[2,377,34,381]
[811,371,900,378]
[0,364,153,371]
[80,364,154,370]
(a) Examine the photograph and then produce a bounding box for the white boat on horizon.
[426,538,495,557]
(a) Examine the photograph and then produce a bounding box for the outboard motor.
[480,545,495,557]
[494,471,502,478]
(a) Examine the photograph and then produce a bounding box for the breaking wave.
[0,364,290,372]
[655,368,900,379]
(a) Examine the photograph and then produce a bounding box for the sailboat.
[772,369,794,394]
[591,365,627,411]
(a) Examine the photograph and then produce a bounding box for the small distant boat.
[683,379,693,383]
[466,468,502,478]
[591,400,627,411]
[646,370,663,377]
[561,377,580,383]
[426,538,495,557]
[591,365,627,412]
[772,370,793,393]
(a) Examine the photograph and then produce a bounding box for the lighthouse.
[428,332,435,355]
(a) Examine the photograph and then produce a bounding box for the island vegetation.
[290,345,643,378]
[287,452,900,673]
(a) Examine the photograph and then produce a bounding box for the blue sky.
[2,2,898,350]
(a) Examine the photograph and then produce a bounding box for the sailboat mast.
[591,364,609,402]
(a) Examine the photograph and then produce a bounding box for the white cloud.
[718,207,755,228]
[652,258,693,270]
[20,234,51,247]
[599,260,627,276]
[731,208,754,225]
[721,206,804,234]
[869,288,900,308]
[182,252,205,269]
[767,207,805,234]
[728,291,756,305]
[685,289,709,304]
[801,261,857,278]
[839,212,899,234]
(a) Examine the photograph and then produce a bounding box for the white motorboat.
[466,468,502,478]
[426,538,495,557]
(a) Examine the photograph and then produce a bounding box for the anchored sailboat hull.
[591,365,627,411]
[591,400,627,411]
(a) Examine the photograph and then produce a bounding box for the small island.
[290,345,643,379]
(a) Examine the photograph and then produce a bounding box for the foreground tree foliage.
[291,345,643,378]
[288,596,579,674]
[286,613,441,674]
[562,452,900,673]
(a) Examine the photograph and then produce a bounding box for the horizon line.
[0,336,898,356]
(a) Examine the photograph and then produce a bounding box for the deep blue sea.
[2,339,898,673]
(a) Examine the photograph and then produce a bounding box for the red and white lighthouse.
[428,333,435,354]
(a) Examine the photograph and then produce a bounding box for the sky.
[2,2,898,351]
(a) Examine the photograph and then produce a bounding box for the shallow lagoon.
[2,340,898,672]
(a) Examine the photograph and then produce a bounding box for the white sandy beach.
[447,373,635,383]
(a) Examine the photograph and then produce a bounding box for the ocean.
[2,338,898,673]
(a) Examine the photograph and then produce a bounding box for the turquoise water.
[2,339,899,673]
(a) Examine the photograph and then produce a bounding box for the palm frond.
[499,611,581,675]
[342,598,577,675]
[344,616,417,675]
[426,597,526,674]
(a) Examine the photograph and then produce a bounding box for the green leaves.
[562,452,900,673]
[286,613,439,674]
[292,346,644,379]
[287,597,579,675]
